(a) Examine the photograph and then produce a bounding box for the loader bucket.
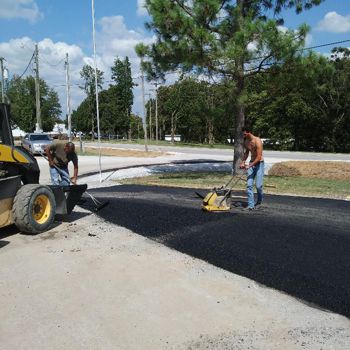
[49,184,88,215]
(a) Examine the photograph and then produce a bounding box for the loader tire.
[12,184,56,234]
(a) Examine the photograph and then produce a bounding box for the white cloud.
[137,0,148,17]
[0,37,85,116]
[95,16,155,115]
[316,11,350,33]
[0,0,43,23]
[0,15,156,118]
[247,41,258,52]
[277,25,288,33]
[305,34,313,47]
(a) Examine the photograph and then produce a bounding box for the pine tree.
[111,57,135,139]
[137,0,323,171]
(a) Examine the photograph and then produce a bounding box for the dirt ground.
[268,161,350,180]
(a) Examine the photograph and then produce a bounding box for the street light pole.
[91,0,102,182]
[65,53,72,141]
[151,82,159,143]
[140,69,148,152]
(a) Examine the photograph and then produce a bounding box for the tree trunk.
[232,0,245,174]
[171,111,175,144]
[91,114,95,141]
[233,68,245,174]
[208,118,214,145]
[127,108,131,141]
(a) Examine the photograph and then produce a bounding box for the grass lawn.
[77,147,166,158]
[120,162,350,200]
[88,139,233,149]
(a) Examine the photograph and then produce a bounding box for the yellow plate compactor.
[200,173,246,212]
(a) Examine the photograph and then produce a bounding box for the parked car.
[21,133,53,155]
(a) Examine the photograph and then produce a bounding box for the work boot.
[255,202,262,209]
[242,206,255,211]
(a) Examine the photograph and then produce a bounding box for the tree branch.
[245,53,274,76]
[173,0,193,18]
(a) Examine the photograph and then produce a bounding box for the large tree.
[7,75,61,132]
[111,57,135,139]
[247,50,350,152]
[156,78,233,143]
[137,0,323,171]
[79,64,104,139]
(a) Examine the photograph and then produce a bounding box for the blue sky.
[1,0,350,118]
[0,1,147,52]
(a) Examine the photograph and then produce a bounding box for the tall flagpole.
[91,0,102,183]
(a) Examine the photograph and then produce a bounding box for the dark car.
[21,133,53,155]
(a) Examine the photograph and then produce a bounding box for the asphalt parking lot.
[2,183,350,349]
[90,184,350,318]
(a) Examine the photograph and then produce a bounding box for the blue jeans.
[247,161,264,209]
[50,166,70,186]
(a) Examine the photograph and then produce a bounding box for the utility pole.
[147,93,152,141]
[65,53,72,141]
[0,57,5,103]
[34,44,42,132]
[140,70,148,152]
[152,82,159,143]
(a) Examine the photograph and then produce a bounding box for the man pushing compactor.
[240,126,264,210]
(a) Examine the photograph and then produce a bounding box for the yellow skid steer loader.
[0,103,87,234]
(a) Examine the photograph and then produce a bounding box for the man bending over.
[46,141,78,186]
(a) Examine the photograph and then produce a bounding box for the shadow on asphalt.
[92,185,350,318]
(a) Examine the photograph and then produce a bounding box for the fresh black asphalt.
[87,185,350,318]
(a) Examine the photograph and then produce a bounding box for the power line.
[245,39,350,65]
[145,38,350,78]
[244,39,350,74]
[18,51,35,79]
[298,39,350,52]
[41,57,65,68]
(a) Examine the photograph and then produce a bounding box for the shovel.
[38,151,109,212]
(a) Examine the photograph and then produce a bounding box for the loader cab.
[0,103,14,147]
[0,103,40,184]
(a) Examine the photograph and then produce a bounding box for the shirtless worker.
[45,141,78,186]
[239,126,264,210]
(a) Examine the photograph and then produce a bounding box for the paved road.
[33,143,350,184]
[88,185,350,318]
[84,141,350,161]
